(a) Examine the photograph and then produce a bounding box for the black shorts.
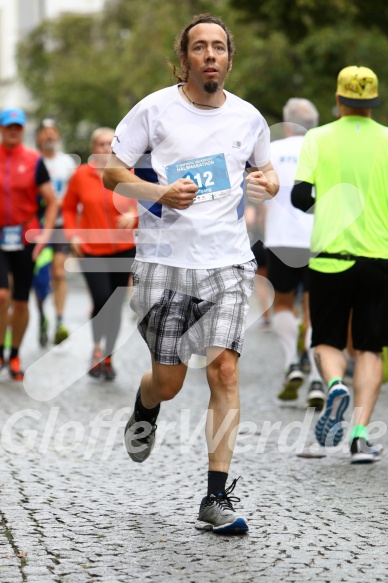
[309,261,387,352]
[52,242,70,255]
[51,226,70,255]
[251,239,267,269]
[266,247,310,293]
[381,266,388,347]
[0,245,35,301]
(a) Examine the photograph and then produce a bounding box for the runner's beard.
[204,81,218,94]
[42,140,58,153]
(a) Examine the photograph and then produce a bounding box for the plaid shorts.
[130,260,257,365]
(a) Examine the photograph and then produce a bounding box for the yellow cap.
[337,66,380,108]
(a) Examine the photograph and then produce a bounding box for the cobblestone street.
[0,274,387,582]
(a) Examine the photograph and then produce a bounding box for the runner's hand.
[70,236,84,257]
[159,178,198,209]
[32,242,46,262]
[32,230,51,261]
[117,212,137,229]
[246,171,275,204]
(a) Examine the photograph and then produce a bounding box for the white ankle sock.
[272,311,299,370]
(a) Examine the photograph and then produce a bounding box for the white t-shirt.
[264,135,313,249]
[112,84,270,269]
[44,152,77,226]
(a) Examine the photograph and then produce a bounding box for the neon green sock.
[328,377,342,389]
[350,425,368,441]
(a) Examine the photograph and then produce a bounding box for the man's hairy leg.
[206,348,240,473]
[352,350,382,426]
[139,358,188,408]
[314,344,347,383]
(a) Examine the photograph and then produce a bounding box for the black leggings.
[0,245,35,301]
[81,248,135,355]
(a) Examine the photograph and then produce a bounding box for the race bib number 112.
[165,153,231,203]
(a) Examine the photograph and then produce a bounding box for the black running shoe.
[306,380,326,410]
[124,390,157,463]
[195,478,248,534]
[350,437,383,464]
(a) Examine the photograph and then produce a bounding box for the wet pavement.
[0,274,387,582]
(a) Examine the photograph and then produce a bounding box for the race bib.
[165,154,231,203]
[0,225,24,251]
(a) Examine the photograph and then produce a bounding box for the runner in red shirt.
[0,108,57,379]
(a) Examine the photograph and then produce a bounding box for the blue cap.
[0,108,26,127]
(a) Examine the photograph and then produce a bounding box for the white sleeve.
[249,114,271,168]
[66,154,78,175]
[111,101,151,168]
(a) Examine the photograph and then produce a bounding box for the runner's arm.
[33,180,57,260]
[103,153,198,209]
[38,181,58,231]
[257,161,279,197]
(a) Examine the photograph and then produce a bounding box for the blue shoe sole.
[196,517,249,534]
[315,386,349,446]
[213,517,248,534]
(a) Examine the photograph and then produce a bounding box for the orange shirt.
[62,163,137,256]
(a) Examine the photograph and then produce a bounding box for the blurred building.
[0,0,105,111]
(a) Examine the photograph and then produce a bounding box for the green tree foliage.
[17,0,240,156]
[17,0,388,157]
[230,0,388,125]
[230,0,388,43]
[17,12,127,157]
